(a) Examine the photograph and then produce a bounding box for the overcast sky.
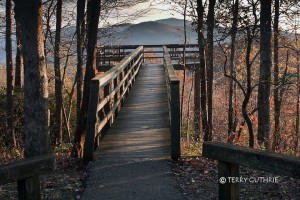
[106,0,185,24]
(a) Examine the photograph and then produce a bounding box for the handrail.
[0,154,55,199]
[83,46,144,161]
[163,46,181,161]
[99,44,199,49]
[97,44,199,67]
[202,142,300,199]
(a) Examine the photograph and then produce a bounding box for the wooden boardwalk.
[82,63,185,199]
[95,63,170,159]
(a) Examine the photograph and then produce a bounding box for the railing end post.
[170,82,181,161]
[218,161,240,200]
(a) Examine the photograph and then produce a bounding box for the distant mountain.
[155,18,192,27]
[99,18,198,45]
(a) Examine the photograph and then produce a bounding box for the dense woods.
[0,0,300,198]
[0,0,299,157]
[175,0,300,154]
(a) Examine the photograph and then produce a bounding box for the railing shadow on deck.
[83,46,143,162]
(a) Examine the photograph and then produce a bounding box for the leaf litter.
[0,153,86,200]
[173,156,300,200]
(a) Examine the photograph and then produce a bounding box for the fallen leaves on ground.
[173,156,300,200]
[0,150,86,200]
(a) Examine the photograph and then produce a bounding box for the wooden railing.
[0,154,55,199]
[202,142,300,200]
[83,46,144,161]
[97,44,199,69]
[163,46,181,161]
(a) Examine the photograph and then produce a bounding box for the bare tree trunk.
[6,0,16,148]
[15,1,50,196]
[296,55,300,154]
[181,0,187,128]
[228,0,239,142]
[206,0,216,141]
[15,20,23,88]
[72,0,101,158]
[194,0,202,140]
[244,28,254,148]
[54,0,63,145]
[76,0,86,127]
[44,0,55,69]
[195,0,207,141]
[187,72,194,142]
[224,28,255,148]
[198,2,209,141]
[272,0,280,152]
[257,0,272,149]
[295,13,300,154]
[15,0,50,157]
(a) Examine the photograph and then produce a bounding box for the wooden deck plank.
[95,63,171,159]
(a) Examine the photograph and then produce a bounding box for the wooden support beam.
[17,175,41,200]
[202,142,300,177]
[83,80,100,162]
[0,154,55,185]
[163,46,181,161]
[170,80,180,161]
[218,161,240,200]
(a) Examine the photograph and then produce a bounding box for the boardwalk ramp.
[82,63,185,199]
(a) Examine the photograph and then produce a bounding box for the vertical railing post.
[218,161,240,200]
[170,79,181,161]
[142,47,145,63]
[163,46,181,161]
[104,82,111,131]
[114,77,119,119]
[96,47,100,68]
[83,79,100,162]
[120,71,125,106]
[17,176,41,200]
[103,47,106,64]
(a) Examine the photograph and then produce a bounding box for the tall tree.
[194,0,201,139]
[14,0,50,157]
[15,20,23,88]
[14,0,50,197]
[194,0,206,140]
[223,21,258,149]
[197,0,210,141]
[272,0,280,151]
[228,0,239,142]
[241,26,256,148]
[206,0,216,141]
[54,0,63,145]
[181,0,187,128]
[296,53,300,153]
[76,0,86,128]
[257,0,272,149]
[73,0,101,157]
[6,0,16,148]
[43,0,55,69]
[221,0,259,148]
[296,18,300,153]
